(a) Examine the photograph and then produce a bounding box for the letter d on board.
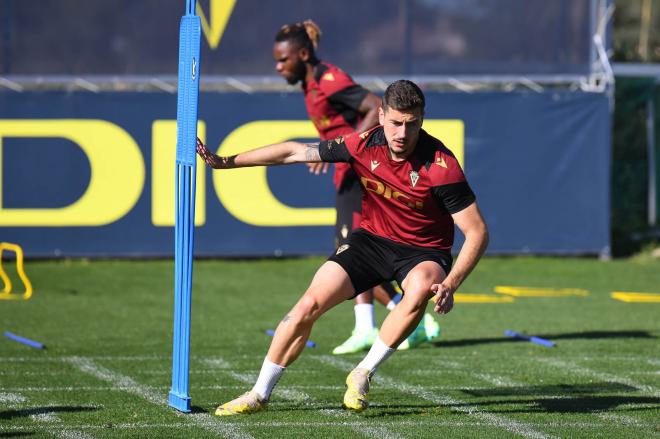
[0,120,144,226]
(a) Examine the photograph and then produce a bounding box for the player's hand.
[197,137,219,168]
[305,162,330,175]
[431,283,455,315]
[197,137,234,169]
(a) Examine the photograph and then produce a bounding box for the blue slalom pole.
[4,331,45,349]
[504,330,556,347]
[169,0,201,413]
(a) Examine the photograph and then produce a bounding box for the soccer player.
[197,79,489,415]
[273,20,439,353]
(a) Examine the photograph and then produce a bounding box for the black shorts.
[335,173,362,247]
[328,229,453,298]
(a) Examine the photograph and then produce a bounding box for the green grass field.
[1,256,659,438]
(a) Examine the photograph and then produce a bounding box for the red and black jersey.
[303,61,369,189]
[318,126,476,250]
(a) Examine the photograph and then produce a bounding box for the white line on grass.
[226,371,257,384]
[50,428,96,439]
[203,358,231,368]
[203,356,406,439]
[0,392,96,439]
[30,411,59,423]
[430,358,524,387]
[432,355,654,430]
[430,359,464,369]
[64,356,255,439]
[0,368,330,377]
[312,355,557,439]
[408,367,523,387]
[430,356,624,433]
[619,402,660,410]
[1,419,657,433]
[2,384,355,393]
[0,392,27,403]
[534,357,659,433]
[595,412,643,427]
[0,355,165,362]
[65,357,164,406]
[5,384,472,394]
[4,354,659,362]
[579,356,660,363]
[472,372,521,387]
[536,358,660,397]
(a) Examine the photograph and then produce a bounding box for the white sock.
[252,358,285,400]
[354,304,375,332]
[386,293,403,311]
[356,337,396,374]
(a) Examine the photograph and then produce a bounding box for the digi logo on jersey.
[360,177,424,211]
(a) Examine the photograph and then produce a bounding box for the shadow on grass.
[0,406,98,421]
[460,382,660,413]
[459,395,660,414]
[463,382,638,397]
[433,330,656,348]
[0,433,36,438]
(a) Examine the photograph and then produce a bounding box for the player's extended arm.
[196,138,322,169]
[431,202,489,314]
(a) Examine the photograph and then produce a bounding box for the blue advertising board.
[0,90,610,257]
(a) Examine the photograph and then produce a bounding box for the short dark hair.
[382,80,425,113]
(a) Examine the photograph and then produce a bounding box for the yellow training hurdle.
[0,242,33,300]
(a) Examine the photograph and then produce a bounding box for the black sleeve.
[327,85,369,111]
[318,137,353,163]
[432,182,476,214]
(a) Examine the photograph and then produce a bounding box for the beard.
[287,62,306,85]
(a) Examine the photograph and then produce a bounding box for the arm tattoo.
[304,143,321,162]
[281,315,292,324]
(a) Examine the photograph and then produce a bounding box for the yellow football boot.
[342,368,371,412]
[214,391,267,416]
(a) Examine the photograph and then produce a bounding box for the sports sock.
[252,358,286,400]
[386,293,403,311]
[354,303,376,332]
[356,337,396,374]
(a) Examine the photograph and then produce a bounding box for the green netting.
[612,77,660,255]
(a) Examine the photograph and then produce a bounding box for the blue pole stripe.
[169,2,201,413]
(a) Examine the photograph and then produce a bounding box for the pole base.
[168,390,192,412]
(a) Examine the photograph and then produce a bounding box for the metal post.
[589,0,598,74]
[2,0,12,74]
[648,95,657,226]
[402,0,412,76]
